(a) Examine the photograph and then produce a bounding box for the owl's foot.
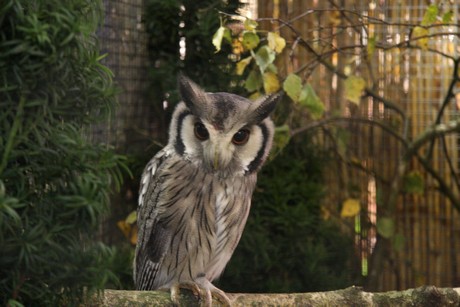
[170,277,231,307]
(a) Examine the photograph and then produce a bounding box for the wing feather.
[134,149,172,290]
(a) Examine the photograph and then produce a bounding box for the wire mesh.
[94,0,155,153]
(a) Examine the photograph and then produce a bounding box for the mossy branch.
[95,286,460,306]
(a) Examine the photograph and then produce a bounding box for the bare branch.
[425,57,460,160]
[408,121,460,160]
[290,116,407,147]
[416,152,460,212]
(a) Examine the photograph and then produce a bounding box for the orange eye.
[232,129,250,145]
[194,122,209,141]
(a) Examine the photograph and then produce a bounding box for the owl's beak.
[213,151,219,170]
[204,144,231,172]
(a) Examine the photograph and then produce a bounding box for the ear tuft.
[178,73,207,115]
[248,92,282,124]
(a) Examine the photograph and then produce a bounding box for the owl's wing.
[135,149,172,290]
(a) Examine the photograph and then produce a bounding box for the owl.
[134,74,279,306]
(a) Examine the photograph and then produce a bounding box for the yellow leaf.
[232,38,244,55]
[249,91,261,100]
[244,18,258,31]
[130,226,138,245]
[263,71,280,94]
[411,26,429,50]
[117,220,131,238]
[267,32,286,53]
[118,219,138,245]
[329,10,341,26]
[236,56,252,76]
[345,75,366,105]
[340,198,361,218]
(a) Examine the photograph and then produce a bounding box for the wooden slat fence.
[257,0,460,291]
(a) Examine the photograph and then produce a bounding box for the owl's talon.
[170,282,202,306]
[169,280,231,307]
[208,287,231,307]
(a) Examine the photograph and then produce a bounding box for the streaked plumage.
[134,75,279,306]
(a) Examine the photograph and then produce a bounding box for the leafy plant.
[144,0,245,144]
[0,0,127,305]
[214,1,460,290]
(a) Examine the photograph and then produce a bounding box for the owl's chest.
[160,163,255,239]
[157,162,257,281]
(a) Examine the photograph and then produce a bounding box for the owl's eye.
[232,129,250,145]
[194,122,209,141]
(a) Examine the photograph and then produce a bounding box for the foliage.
[219,138,353,292]
[144,0,245,143]
[214,1,460,290]
[0,0,127,305]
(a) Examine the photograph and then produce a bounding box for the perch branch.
[95,286,460,306]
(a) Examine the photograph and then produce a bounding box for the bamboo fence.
[257,0,460,291]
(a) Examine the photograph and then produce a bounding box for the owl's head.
[167,74,280,177]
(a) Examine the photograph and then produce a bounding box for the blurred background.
[2,0,460,305]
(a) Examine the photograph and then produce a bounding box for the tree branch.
[425,57,460,160]
[408,120,460,160]
[96,286,460,306]
[416,152,460,212]
[290,116,408,146]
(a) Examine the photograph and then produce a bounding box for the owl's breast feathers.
[135,149,257,290]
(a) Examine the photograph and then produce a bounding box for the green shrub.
[0,0,126,305]
[219,137,353,292]
[143,0,244,143]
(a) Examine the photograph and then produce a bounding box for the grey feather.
[134,75,277,294]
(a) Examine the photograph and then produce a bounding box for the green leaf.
[242,31,260,50]
[271,125,291,158]
[267,32,286,53]
[335,127,351,160]
[421,4,438,27]
[377,217,395,239]
[7,299,24,307]
[212,26,230,53]
[283,73,302,102]
[345,75,366,105]
[392,233,405,252]
[266,63,278,74]
[442,11,454,23]
[245,69,262,92]
[403,171,425,194]
[367,36,376,58]
[299,83,325,119]
[254,45,276,73]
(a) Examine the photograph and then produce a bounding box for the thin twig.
[290,116,408,147]
[425,57,460,161]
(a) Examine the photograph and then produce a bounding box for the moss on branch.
[93,286,460,306]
